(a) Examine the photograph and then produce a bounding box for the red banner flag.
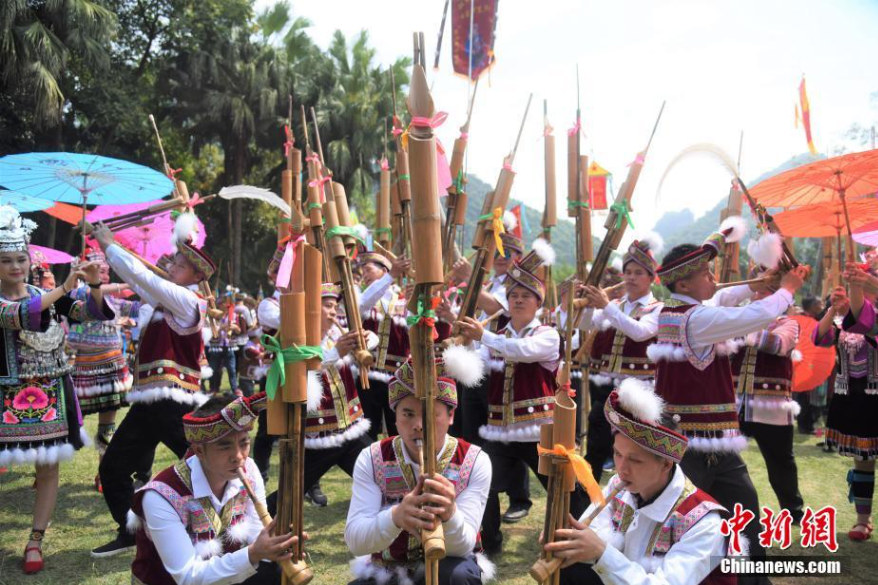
[799,77,818,156]
[509,204,523,239]
[451,0,498,80]
[587,161,610,210]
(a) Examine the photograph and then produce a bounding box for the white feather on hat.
[173,212,199,248]
[719,215,747,244]
[616,378,665,426]
[637,231,665,256]
[531,237,556,266]
[503,210,518,232]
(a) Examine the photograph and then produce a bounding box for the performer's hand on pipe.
[391,477,436,535]
[390,256,412,279]
[749,268,781,293]
[334,331,360,358]
[92,222,116,251]
[422,473,457,523]
[247,518,301,565]
[582,285,610,309]
[780,265,809,294]
[543,514,607,568]
[457,316,484,342]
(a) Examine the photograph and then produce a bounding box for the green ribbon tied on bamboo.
[325,226,365,244]
[453,169,465,193]
[610,200,634,229]
[406,295,440,341]
[567,200,590,211]
[260,334,323,400]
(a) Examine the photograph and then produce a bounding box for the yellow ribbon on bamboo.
[537,443,606,506]
[477,207,506,257]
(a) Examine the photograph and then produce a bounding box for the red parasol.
[790,315,835,392]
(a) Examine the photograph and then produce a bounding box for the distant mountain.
[459,174,600,268]
[653,209,695,241]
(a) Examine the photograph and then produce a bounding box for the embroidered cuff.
[843,301,878,337]
[812,325,837,348]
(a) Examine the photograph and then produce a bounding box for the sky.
[256,0,878,238]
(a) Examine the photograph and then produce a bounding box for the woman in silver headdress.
[0,206,115,574]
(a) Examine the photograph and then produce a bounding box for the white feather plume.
[503,210,518,232]
[442,344,485,387]
[747,233,783,270]
[306,370,324,414]
[531,237,556,266]
[218,185,291,216]
[616,378,665,425]
[719,215,747,244]
[637,232,665,256]
[655,143,740,206]
[173,212,199,247]
[353,223,368,241]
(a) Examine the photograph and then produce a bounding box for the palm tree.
[315,30,410,225]
[168,29,289,283]
[0,0,115,134]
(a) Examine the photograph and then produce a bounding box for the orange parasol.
[790,315,835,392]
[748,149,878,261]
[774,199,878,238]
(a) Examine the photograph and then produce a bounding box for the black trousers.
[243,561,282,584]
[584,382,614,484]
[253,380,275,482]
[348,555,482,585]
[680,450,765,560]
[100,400,192,531]
[359,377,398,441]
[458,380,531,508]
[480,439,587,551]
[794,391,815,433]
[740,421,804,519]
[303,435,371,489]
[559,563,603,585]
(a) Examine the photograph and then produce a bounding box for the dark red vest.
[589,301,659,383]
[305,362,365,445]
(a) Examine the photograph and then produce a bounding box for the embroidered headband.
[604,379,688,463]
[183,393,267,445]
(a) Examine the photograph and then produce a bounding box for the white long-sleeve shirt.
[672,286,794,360]
[141,456,264,585]
[582,466,727,585]
[256,291,280,332]
[480,317,560,368]
[584,292,660,342]
[105,244,203,329]
[359,273,394,315]
[345,436,492,558]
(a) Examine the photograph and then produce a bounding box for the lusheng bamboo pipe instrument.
[389,66,414,262]
[408,34,446,585]
[448,94,533,343]
[235,467,313,584]
[444,308,505,348]
[530,484,624,581]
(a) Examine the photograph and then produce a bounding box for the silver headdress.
[0,205,38,253]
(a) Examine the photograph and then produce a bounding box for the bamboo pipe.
[235,468,313,584]
[440,308,505,349]
[529,485,624,581]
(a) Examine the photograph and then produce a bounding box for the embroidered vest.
[130,459,256,585]
[606,474,734,585]
[131,303,206,404]
[589,300,659,383]
[305,362,365,445]
[485,325,558,431]
[363,296,410,375]
[835,330,878,395]
[651,303,742,450]
[369,436,482,564]
[731,346,793,398]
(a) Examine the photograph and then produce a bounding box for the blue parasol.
[0,152,174,254]
[0,190,54,212]
[0,152,173,205]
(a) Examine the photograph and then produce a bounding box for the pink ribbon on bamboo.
[186,192,207,211]
[283,125,294,157]
[567,121,581,137]
[276,234,306,289]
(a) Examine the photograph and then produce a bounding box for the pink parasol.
[853,219,878,247]
[30,245,75,265]
[86,201,205,263]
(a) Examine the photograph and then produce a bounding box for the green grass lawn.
[1,411,875,584]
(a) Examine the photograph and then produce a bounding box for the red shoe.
[94,474,103,493]
[23,530,45,575]
[848,523,873,542]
